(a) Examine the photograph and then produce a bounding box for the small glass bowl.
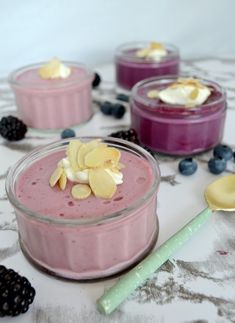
[6,137,160,280]
[131,75,227,156]
[9,62,94,130]
[115,41,180,90]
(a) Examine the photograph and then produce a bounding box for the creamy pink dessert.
[6,138,160,280]
[9,60,94,129]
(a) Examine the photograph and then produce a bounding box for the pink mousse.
[9,62,93,129]
[14,149,158,280]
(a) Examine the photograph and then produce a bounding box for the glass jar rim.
[8,61,94,90]
[131,74,226,114]
[115,41,179,62]
[5,137,160,227]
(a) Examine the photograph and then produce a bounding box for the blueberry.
[61,128,76,139]
[208,157,226,174]
[213,144,233,161]
[111,103,126,119]
[115,93,129,102]
[178,158,198,176]
[100,101,113,115]
[92,72,101,88]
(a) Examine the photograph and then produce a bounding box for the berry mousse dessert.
[131,76,227,155]
[6,137,160,280]
[9,58,94,130]
[115,41,180,90]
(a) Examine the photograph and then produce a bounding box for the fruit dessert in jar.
[131,76,226,155]
[6,137,160,280]
[115,41,180,90]
[9,58,94,129]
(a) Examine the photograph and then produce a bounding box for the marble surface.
[0,58,235,323]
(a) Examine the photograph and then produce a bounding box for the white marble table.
[0,58,235,323]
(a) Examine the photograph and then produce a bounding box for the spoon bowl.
[205,175,235,211]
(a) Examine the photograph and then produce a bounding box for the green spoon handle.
[97,207,212,315]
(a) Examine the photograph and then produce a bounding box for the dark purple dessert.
[115,42,180,90]
[131,76,226,155]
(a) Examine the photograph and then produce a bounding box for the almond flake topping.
[49,139,124,199]
[71,184,91,200]
[39,58,71,80]
[147,90,159,99]
[136,42,167,60]
[49,167,63,187]
[147,78,211,107]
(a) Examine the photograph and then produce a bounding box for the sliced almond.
[49,167,63,187]
[147,90,159,99]
[39,58,60,79]
[136,48,149,58]
[110,166,121,173]
[189,88,199,100]
[67,140,82,171]
[77,140,106,169]
[84,147,120,168]
[71,184,91,199]
[150,42,164,50]
[89,169,117,199]
[59,171,67,190]
[117,162,125,169]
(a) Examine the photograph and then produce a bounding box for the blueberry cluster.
[0,116,27,141]
[208,144,233,174]
[0,265,35,317]
[100,101,126,119]
[178,144,234,176]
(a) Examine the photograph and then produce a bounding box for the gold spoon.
[97,175,235,315]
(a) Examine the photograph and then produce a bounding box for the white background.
[0,0,234,73]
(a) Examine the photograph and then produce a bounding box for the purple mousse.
[131,76,227,155]
[115,42,180,90]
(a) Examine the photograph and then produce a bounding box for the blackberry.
[0,116,27,141]
[92,72,101,88]
[110,128,140,145]
[0,265,35,317]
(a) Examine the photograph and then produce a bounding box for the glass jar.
[131,76,227,155]
[115,41,180,90]
[6,137,160,280]
[9,62,94,130]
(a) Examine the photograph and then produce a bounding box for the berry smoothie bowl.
[115,41,180,90]
[6,137,160,280]
[9,58,94,130]
[131,76,227,156]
